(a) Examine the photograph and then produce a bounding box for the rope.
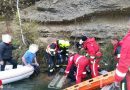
[16,0,26,45]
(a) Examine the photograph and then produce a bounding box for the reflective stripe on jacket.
[115,30,130,82]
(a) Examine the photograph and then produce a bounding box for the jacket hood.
[86,37,95,43]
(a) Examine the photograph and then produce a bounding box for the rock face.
[20,0,130,45]
[21,0,130,22]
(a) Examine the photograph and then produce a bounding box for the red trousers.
[90,58,100,78]
[76,59,89,83]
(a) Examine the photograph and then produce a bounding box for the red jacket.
[115,30,130,82]
[82,38,100,56]
[65,54,89,83]
[0,80,2,86]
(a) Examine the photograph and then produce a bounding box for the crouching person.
[56,40,70,66]
[78,35,102,78]
[65,53,89,84]
[45,43,57,76]
[22,44,40,75]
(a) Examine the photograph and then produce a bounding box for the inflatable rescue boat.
[0,65,34,84]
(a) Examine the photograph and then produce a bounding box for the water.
[3,73,60,90]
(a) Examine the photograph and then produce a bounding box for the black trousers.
[1,58,17,71]
[68,65,77,82]
[31,64,40,76]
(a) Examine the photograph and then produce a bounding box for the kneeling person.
[65,53,89,84]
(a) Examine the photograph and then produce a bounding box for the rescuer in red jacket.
[78,36,102,78]
[114,30,130,90]
[65,53,89,84]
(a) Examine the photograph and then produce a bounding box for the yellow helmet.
[64,41,70,47]
[58,40,65,47]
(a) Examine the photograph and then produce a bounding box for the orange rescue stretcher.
[64,70,115,90]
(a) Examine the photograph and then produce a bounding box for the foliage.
[100,42,117,71]
[22,22,39,45]
[0,0,16,21]
[12,38,27,64]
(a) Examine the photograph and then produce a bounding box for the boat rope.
[16,0,26,45]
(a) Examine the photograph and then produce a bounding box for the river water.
[3,73,60,90]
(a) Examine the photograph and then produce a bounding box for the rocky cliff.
[20,0,130,45]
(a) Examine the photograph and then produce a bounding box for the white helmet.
[2,34,12,43]
[29,44,39,53]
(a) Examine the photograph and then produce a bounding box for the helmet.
[2,34,12,43]
[58,40,65,47]
[50,43,56,49]
[81,36,87,41]
[58,40,65,44]
[29,44,39,53]
[64,41,70,47]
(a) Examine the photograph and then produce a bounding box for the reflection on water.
[3,73,60,90]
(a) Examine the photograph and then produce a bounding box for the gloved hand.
[64,70,69,76]
[117,54,120,58]
[35,63,39,66]
[0,60,4,65]
[110,82,121,90]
